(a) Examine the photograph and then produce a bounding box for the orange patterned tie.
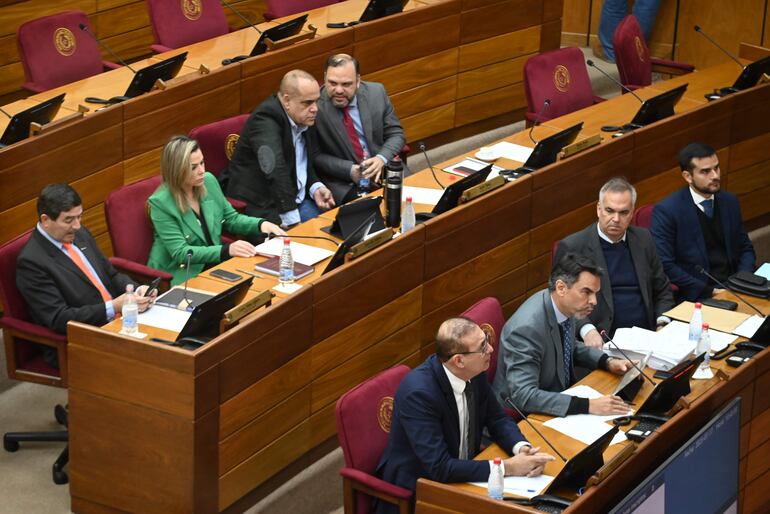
[62,242,112,302]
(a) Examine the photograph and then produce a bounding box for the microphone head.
[600,329,608,339]
[586,59,595,67]
[418,142,426,152]
[186,249,193,257]
[78,23,88,31]
[695,265,705,273]
[694,25,701,32]
[543,99,551,107]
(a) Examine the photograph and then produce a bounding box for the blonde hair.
[160,135,206,212]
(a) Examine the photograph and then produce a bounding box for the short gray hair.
[599,177,637,207]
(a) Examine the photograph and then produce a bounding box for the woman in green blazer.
[147,135,285,284]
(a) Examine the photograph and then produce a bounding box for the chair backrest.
[523,47,597,121]
[189,114,249,177]
[335,364,410,513]
[104,176,162,265]
[16,11,106,92]
[264,0,340,19]
[145,0,229,50]
[0,230,33,321]
[613,15,652,89]
[633,203,654,228]
[460,297,505,383]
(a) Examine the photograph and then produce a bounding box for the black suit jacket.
[16,227,134,334]
[555,223,674,335]
[225,94,322,224]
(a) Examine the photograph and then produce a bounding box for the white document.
[401,186,444,206]
[441,157,505,180]
[543,415,628,446]
[469,474,555,499]
[487,141,534,163]
[755,262,770,280]
[136,304,191,332]
[253,238,334,266]
[560,385,630,422]
[733,315,766,339]
[608,323,697,370]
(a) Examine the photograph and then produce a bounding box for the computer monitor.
[323,212,378,274]
[732,55,770,90]
[430,164,493,215]
[636,352,705,415]
[608,398,740,514]
[546,425,619,492]
[123,52,188,98]
[359,0,409,22]
[521,122,584,171]
[628,84,688,127]
[250,15,308,56]
[327,195,386,240]
[0,93,65,147]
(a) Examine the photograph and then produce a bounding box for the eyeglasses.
[453,332,490,357]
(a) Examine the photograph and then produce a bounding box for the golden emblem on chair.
[634,36,646,62]
[553,65,571,92]
[377,396,395,433]
[181,0,203,21]
[225,134,240,160]
[53,28,76,57]
[480,322,496,347]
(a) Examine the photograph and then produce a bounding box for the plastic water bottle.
[401,196,416,233]
[688,302,703,342]
[487,457,504,500]
[279,237,294,285]
[121,284,138,334]
[694,323,714,379]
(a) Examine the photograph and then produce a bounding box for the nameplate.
[30,105,88,137]
[153,65,210,92]
[265,24,318,52]
[559,134,601,159]
[460,175,505,203]
[348,228,394,260]
[223,289,273,326]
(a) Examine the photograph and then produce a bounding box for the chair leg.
[4,430,68,451]
[52,445,69,485]
[54,404,68,427]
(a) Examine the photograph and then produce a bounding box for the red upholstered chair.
[189,114,249,212]
[632,203,654,228]
[264,0,341,20]
[0,230,70,484]
[16,11,120,93]
[335,364,412,514]
[146,0,229,53]
[523,47,605,123]
[460,297,505,384]
[613,15,694,91]
[104,176,173,285]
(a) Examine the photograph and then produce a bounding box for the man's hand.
[112,292,153,314]
[314,186,336,210]
[583,329,604,349]
[361,156,386,184]
[259,221,286,237]
[229,240,257,257]
[607,357,635,375]
[350,164,363,184]
[588,395,630,415]
[135,285,158,305]
[503,446,554,477]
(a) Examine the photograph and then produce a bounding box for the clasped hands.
[503,445,555,477]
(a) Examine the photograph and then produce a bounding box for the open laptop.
[0,94,65,147]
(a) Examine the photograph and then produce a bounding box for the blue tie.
[701,199,714,218]
[562,319,573,385]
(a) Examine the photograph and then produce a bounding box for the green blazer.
[147,172,264,284]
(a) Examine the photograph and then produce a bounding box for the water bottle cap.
[702,322,709,330]
[694,302,702,309]
[406,196,412,202]
[493,457,502,465]
[283,237,290,244]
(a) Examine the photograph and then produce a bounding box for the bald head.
[279,69,317,96]
[278,69,320,126]
[436,317,479,362]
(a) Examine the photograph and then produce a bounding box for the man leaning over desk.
[375,317,553,513]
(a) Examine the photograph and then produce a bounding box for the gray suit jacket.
[554,224,674,336]
[314,81,405,204]
[492,289,606,417]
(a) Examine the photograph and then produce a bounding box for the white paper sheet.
[543,415,627,446]
[402,186,444,206]
[253,238,334,266]
[561,385,632,422]
[487,141,534,163]
[441,157,505,180]
[469,474,555,499]
[137,304,191,332]
[733,315,766,338]
[755,262,770,280]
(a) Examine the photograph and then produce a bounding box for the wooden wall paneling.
[91,0,149,38]
[311,320,422,413]
[634,169,682,207]
[751,367,770,416]
[729,131,770,171]
[389,76,457,119]
[400,103,456,143]
[645,0,676,58]
[354,0,461,43]
[527,202,598,259]
[0,198,34,247]
[456,54,529,99]
[422,233,529,313]
[0,107,123,212]
[95,231,114,257]
[81,203,108,238]
[729,159,770,196]
[423,177,532,279]
[746,437,770,484]
[0,61,22,97]
[307,401,337,450]
[217,285,314,402]
[542,0,563,22]
[526,252,551,291]
[454,82,526,126]
[223,0,268,27]
[749,406,770,451]
[539,18,562,52]
[123,148,161,184]
[363,48,459,95]
[744,468,770,514]
[737,183,770,221]
[0,33,15,65]
[101,26,156,61]
[122,65,242,157]
[311,287,423,378]
[560,0,589,41]
[0,0,96,35]
[460,0,542,45]
[458,26,541,72]
[312,226,425,342]
[730,84,770,146]
[69,389,218,514]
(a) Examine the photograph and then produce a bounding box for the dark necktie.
[562,319,573,385]
[701,198,714,218]
[341,106,366,162]
[464,382,477,459]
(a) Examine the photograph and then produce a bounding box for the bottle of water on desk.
[488,457,504,500]
[279,237,294,286]
[401,196,415,233]
[121,284,138,334]
[357,151,371,197]
[688,302,703,342]
[694,322,714,379]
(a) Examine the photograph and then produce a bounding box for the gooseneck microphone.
[586,59,643,104]
[695,265,765,317]
[266,233,340,246]
[528,99,551,144]
[694,25,744,68]
[418,142,445,190]
[499,394,567,462]
[599,330,656,386]
[78,23,135,73]
[221,0,262,34]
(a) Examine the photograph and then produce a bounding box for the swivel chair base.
[3,404,69,484]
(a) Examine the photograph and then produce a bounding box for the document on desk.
[441,157,505,179]
[733,315,766,339]
[137,304,191,332]
[469,474,555,499]
[543,415,628,446]
[402,186,444,207]
[561,385,632,423]
[664,301,750,333]
[755,262,770,280]
[253,238,334,266]
[486,141,534,163]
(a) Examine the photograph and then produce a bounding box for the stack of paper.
[469,474,555,499]
[253,238,334,266]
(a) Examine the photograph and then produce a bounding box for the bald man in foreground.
[226,69,335,228]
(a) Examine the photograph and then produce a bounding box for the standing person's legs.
[598,0,627,63]
[632,0,663,41]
